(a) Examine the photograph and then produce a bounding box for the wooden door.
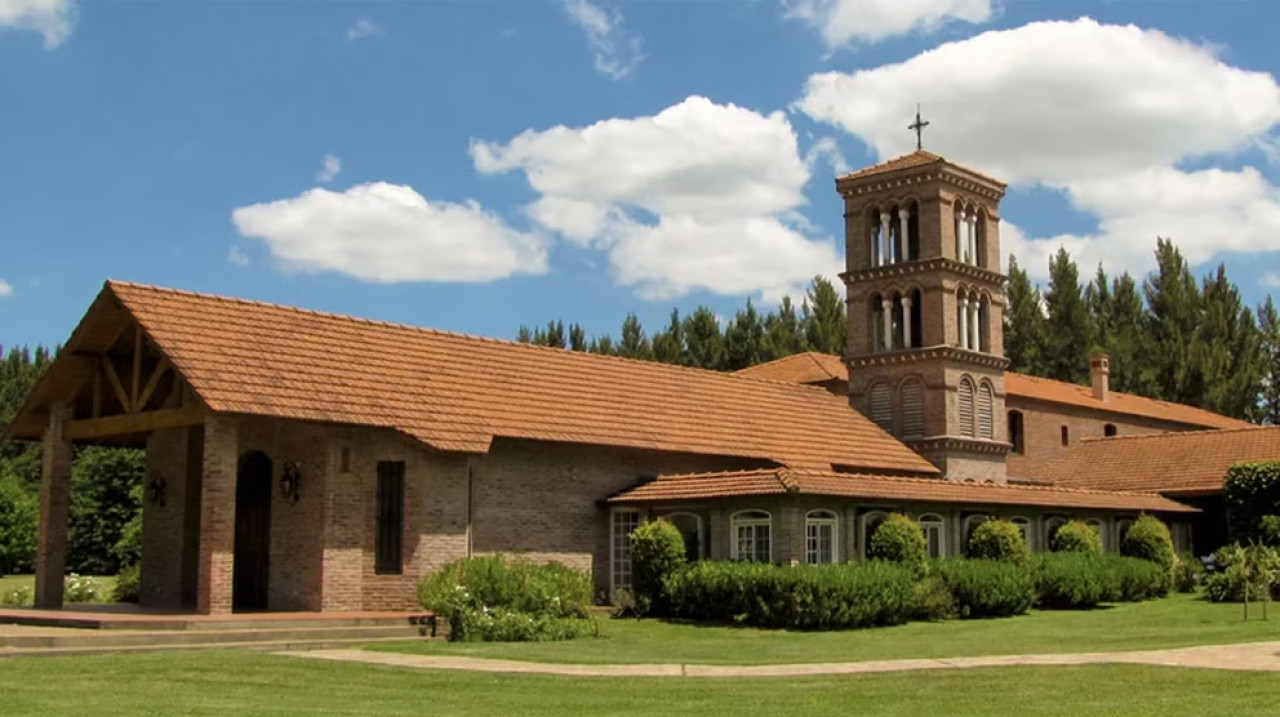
[233,452,272,611]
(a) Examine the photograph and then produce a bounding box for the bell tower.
[837,148,1011,482]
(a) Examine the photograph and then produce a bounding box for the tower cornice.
[837,163,1006,203]
[847,345,1012,371]
[841,257,1008,288]
[902,436,1013,457]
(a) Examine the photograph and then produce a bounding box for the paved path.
[279,641,1280,678]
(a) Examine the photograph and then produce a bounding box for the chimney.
[1090,352,1110,402]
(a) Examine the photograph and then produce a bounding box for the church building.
[6,150,1263,615]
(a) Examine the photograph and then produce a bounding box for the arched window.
[1104,423,1117,437]
[1045,516,1067,549]
[869,208,884,268]
[731,510,772,563]
[805,510,839,565]
[860,511,890,559]
[871,295,886,352]
[906,201,920,261]
[962,514,990,554]
[908,289,923,348]
[891,292,905,350]
[1008,410,1025,454]
[954,203,964,261]
[869,382,893,434]
[919,513,945,559]
[891,204,906,264]
[1011,516,1033,551]
[957,377,975,438]
[611,508,642,594]
[978,296,991,353]
[1086,519,1107,551]
[975,209,988,267]
[900,378,925,440]
[977,381,994,439]
[661,512,704,561]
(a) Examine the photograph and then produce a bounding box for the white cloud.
[782,0,991,51]
[316,154,342,184]
[472,95,840,301]
[804,135,851,176]
[560,0,644,80]
[796,18,1280,280]
[0,0,74,48]
[1263,272,1280,289]
[0,279,12,298]
[231,182,548,283]
[345,18,382,42]
[228,246,249,267]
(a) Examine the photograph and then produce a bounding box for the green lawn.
[0,574,118,604]
[2,650,1280,716]
[373,593,1280,665]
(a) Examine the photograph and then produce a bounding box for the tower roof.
[837,150,1007,190]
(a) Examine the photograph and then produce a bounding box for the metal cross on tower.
[908,105,929,151]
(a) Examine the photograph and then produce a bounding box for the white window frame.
[919,513,946,559]
[1011,516,1033,551]
[805,510,839,565]
[659,511,705,560]
[731,510,772,563]
[859,510,891,559]
[610,508,642,595]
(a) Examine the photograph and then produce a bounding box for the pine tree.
[803,276,846,356]
[1193,266,1262,419]
[1258,296,1280,424]
[589,335,616,356]
[652,309,687,365]
[723,300,766,371]
[1042,248,1093,384]
[1144,238,1202,404]
[1003,256,1048,376]
[515,325,533,344]
[763,295,806,360]
[682,306,724,370]
[568,323,587,352]
[618,313,653,360]
[1105,272,1154,396]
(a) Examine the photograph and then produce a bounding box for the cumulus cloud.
[227,246,250,267]
[316,154,342,184]
[560,0,644,80]
[782,0,991,50]
[472,95,840,300]
[231,183,548,283]
[0,0,74,47]
[0,279,12,298]
[345,18,382,41]
[1262,272,1280,289]
[796,18,1280,279]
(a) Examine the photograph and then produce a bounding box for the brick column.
[196,415,238,614]
[34,404,74,609]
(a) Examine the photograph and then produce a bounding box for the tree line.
[519,238,1280,424]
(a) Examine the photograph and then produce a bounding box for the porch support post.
[196,415,238,614]
[34,404,74,609]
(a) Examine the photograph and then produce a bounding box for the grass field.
[0,574,118,604]
[372,593,1280,665]
[2,650,1280,716]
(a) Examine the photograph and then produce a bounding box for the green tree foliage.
[867,513,927,574]
[1223,461,1280,544]
[617,313,653,360]
[1004,256,1048,375]
[68,447,145,575]
[1195,266,1263,419]
[803,276,846,355]
[1119,515,1176,575]
[682,306,724,370]
[966,520,1031,563]
[1050,520,1103,554]
[1258,297,1280,425]
[1043,248,1093,384]
[0,472,37,575]
[763,295,806,360]
[568,323,587,352]
[651,309,687,365]
[1144,239,1202,405]
[722,300,766,371]
[628,519,687,615]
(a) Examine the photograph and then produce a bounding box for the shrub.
[1110,555,1172,601]
[1223,461,1280,545]
[1173,552,1202,593]
[1034,553,1169,609]
[113,563,141,603]
[1120,515,1175,575]
[914,573,957,621]
[1204,543,1280,603]
[1,585,32,606]
[867,513,927,574]
[1051,521,1102,554]
[664,560,920,630]
[63,574,104,603]
[628,519,686,616]
[0,473,37,576]
[417,554,594,641]
[934,559,1035,618]
[448,607,597,643]
[966,520,1030,563]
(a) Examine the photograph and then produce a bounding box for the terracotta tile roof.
[1040,427,1280,496]
[734,352,1251,430]
[837,150,945,181]
[608,467,1198,513]
[87,282,938,474]
[735,352,846,384]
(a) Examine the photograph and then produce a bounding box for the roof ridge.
[1078,425,1268,444]
[797,468,1174,498]
[103,280,845,397]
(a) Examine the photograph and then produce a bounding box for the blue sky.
[2,0,1278,350]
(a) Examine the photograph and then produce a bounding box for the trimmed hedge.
[967,520,1031,563]
[1120,515,1175,575]
[1034,553,1170,609]
[417,554,594,642]
[664,560,920,630]
[629,519,686,616]
[1051,520,1103,554]
[934,559,1035,618]
[867,514,927,574]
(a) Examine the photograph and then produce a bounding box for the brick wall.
[140,427,188,609]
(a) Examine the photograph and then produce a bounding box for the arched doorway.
[233,451,272,611]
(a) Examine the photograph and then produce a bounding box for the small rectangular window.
[1060,425,1070,447]
[340,446,351,473]
[375,461,405,575]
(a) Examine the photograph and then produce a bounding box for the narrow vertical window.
[805,510,838,565]
[1060,425,1070,446]
[957,377,975,438]
[919,514,945,559]
[900,379,924,439]
[611,509,642,593]
[375,461,405,575]
[1008,410,1025,454]
[1012,517,1033,551]
[870,382,893,434]
[977,381,994,439]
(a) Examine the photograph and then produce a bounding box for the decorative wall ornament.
[146,471,167,507]
[280,461,302,504]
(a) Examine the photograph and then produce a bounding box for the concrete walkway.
[279,640,1280,677]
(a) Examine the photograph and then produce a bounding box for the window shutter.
[900,380,924,439]
[977,382,994,439]
[869,383,893,434]
[957,378,975,437]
